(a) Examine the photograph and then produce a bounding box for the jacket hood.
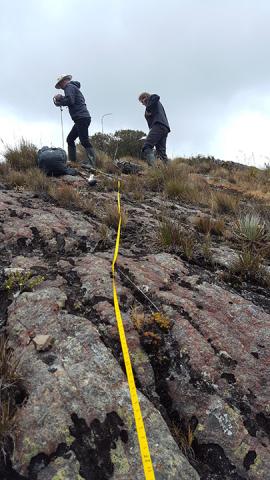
[69,80,81,88]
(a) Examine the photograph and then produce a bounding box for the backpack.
[37,147,76,176]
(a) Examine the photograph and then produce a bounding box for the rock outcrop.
[0,178,269,480]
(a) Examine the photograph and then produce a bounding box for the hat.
[55,74,72,89]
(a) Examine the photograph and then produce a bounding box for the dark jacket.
[56,81,90,121]
[145,94,170,132]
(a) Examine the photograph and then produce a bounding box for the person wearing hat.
[138,92,170,166]
[53,74,96,168]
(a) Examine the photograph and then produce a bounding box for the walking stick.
[60,106,64,149]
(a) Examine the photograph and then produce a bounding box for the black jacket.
[56,81,90,121]
[145,95,170,132]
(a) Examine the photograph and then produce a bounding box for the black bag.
[37,147,76,176]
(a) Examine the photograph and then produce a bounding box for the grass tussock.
[194,215,225,236]
[165,178,202,204]
[104,203,128,230]
[2,167,50,192]
[122,175,146,201]
[4,139,37,171]
[211,191,239,214]
[49,184,94,213]
[227,250,270,287]
[158,218,195,259]
[0,335,23,449]
[171,422,195,457]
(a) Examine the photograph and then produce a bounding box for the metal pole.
[101,113,112,134]
[60,107,64,149]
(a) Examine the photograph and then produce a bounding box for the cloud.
[1,0,270,165]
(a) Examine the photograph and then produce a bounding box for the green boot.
[144,148,155,167]
[68,145,77,163]
[81,146,96,168]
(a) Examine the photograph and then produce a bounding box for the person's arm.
[146,94,160,112]
[56,84,76,107]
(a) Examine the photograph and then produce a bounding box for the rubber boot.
[144,148,155,167]
[81,146,96,169]
[68,145,77,163]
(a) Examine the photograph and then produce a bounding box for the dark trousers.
[143,123,169,160]
[67,117,92,149]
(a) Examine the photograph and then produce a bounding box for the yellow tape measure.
[112,180,156,480]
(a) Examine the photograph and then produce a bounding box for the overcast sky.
[1,0,270,166]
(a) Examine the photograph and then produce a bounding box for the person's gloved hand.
[53,94,63,106]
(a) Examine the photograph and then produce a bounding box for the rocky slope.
[0,171,269,480]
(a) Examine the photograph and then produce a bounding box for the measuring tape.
[112,180,156,480]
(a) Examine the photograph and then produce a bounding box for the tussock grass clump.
[0,335,23,449]
[2,167,50,192]
[194,216,225,236]
[122,175,146,201]
[158,218,195,259]
[0,336,22,389]
[4,139,37,171]
[171,422,195,456]
[227,250,270,287]
[211,191,239,214]
[0,162,9,177]
[3,169,26,187]
[104,203,128,230]
[144,162,189,192]
[49,185,94,213]
[24,168,50,193]
[165,178,201,203]
[49,184,81,207]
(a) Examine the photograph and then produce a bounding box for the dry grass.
[165,178,202,204]
[49,184,94,213]
[49,184,82,207]
[24,168,51,193]
[227,250,270,287]
[104,203,128,229]
[211,191,239,214]
[194,215,225,236]
[0,335,23,448]
[3,139,37,171]
[122,175,146,201]
[1,167,50,192]
[0,337,22,389]
[158,218,195,259]
[2,169,26,187]
[171,422,195,457]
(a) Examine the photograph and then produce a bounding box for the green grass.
[158,218,195,259]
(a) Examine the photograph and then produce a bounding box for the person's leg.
[76,118,96,167]
[156,131,169,163]
[66,124,78,162]
[142,124,165,166]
